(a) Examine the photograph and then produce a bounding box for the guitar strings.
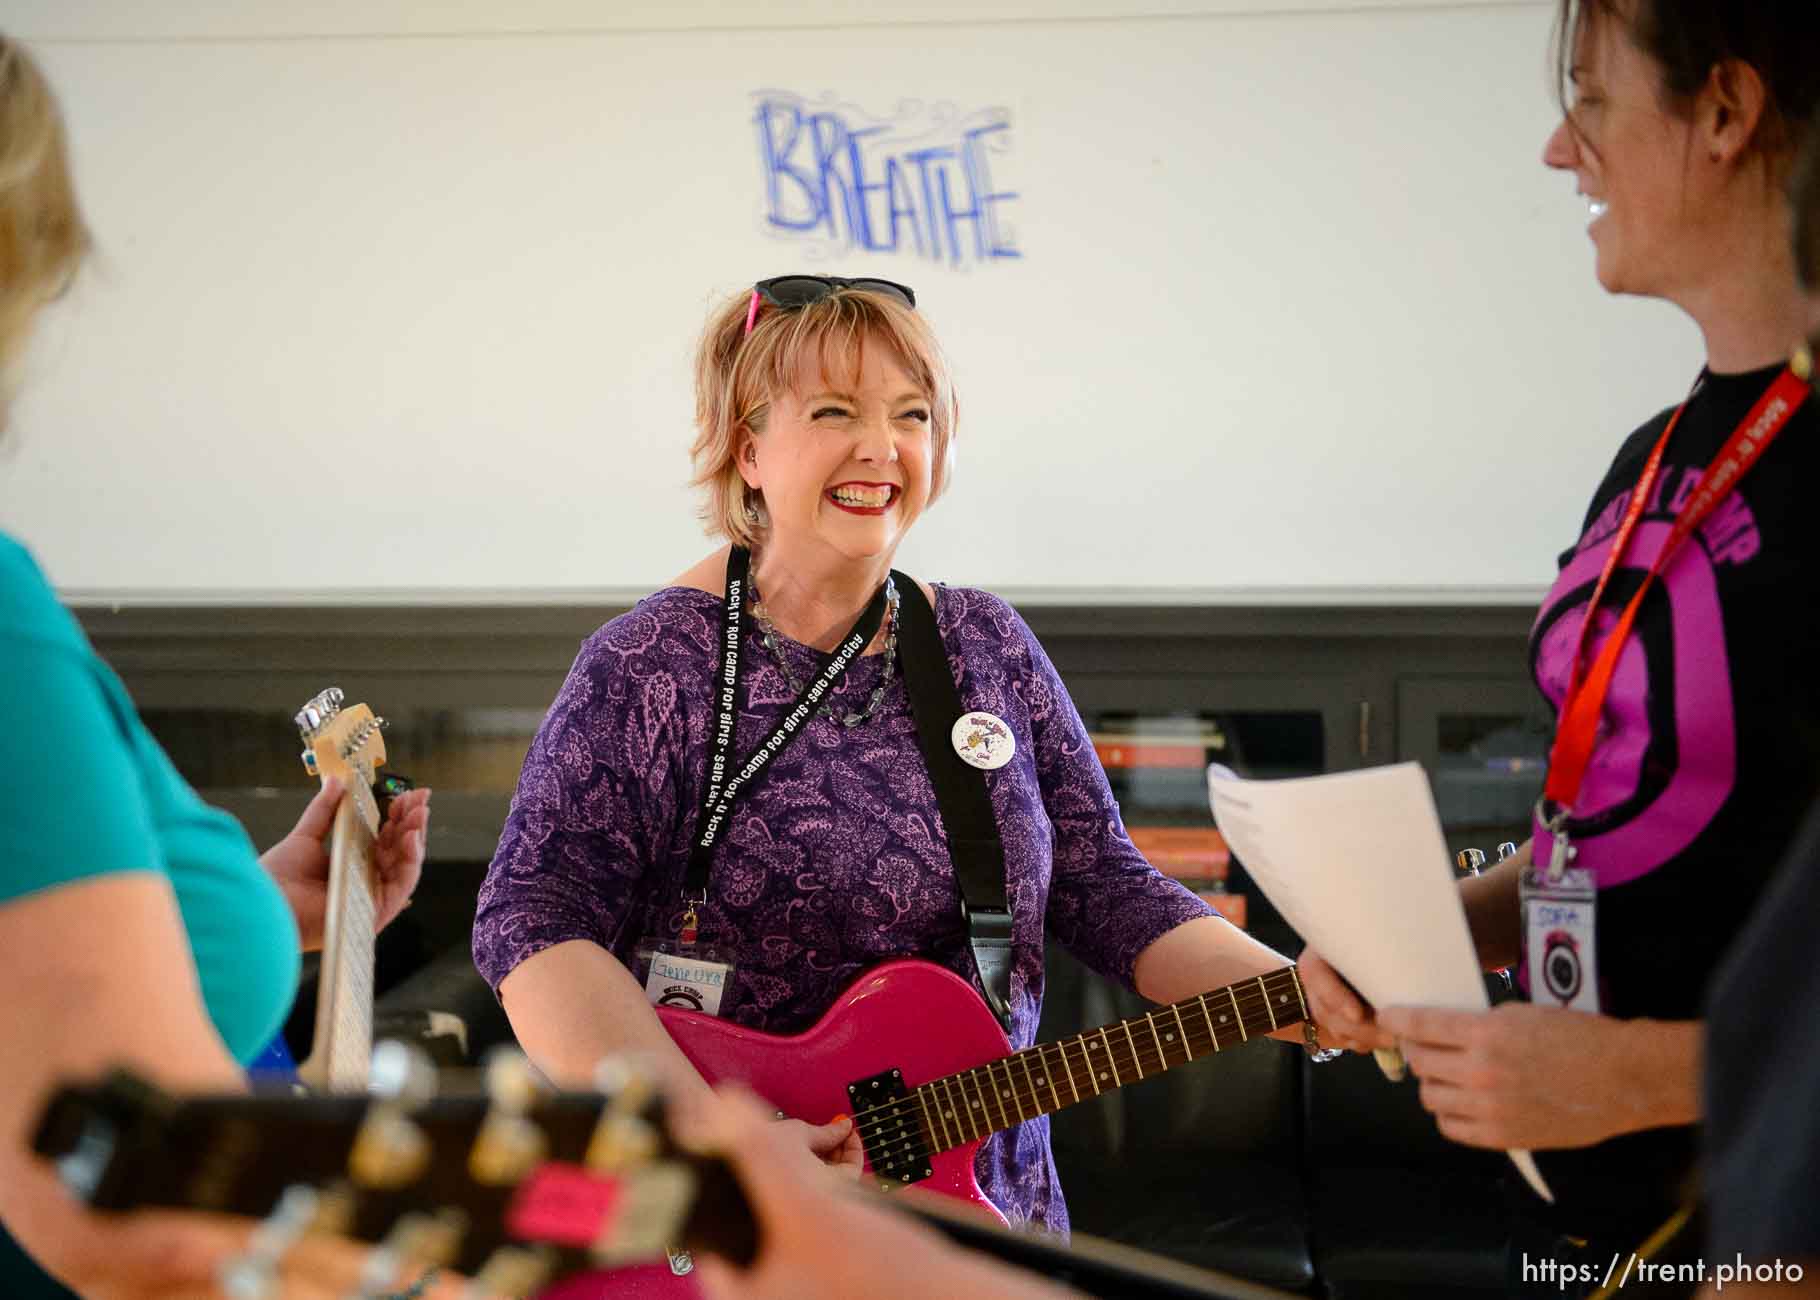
[850,979,1304,1166]
[846,971,1305,1156]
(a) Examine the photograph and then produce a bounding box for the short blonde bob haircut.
[0,36,91,430]
[691,283,958,548]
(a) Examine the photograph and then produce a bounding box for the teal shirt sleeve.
[0,536,300,1064]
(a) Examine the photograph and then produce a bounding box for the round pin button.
[951,711,1015,771]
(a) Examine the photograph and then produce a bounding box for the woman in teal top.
[0,37,431,1299]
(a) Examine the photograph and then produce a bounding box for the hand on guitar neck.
[263,774,433,952]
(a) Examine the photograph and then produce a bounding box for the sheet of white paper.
[1207,760,1552,1203]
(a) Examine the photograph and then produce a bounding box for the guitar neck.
[915,966,1306,1152]
[298,791,381,1092]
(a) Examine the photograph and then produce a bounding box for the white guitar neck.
[291,689,388,1093]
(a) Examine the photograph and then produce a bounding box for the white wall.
[0,1,1701,604]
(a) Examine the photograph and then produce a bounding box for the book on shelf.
[1092,740,1210,770]
[1127,825,1230,880]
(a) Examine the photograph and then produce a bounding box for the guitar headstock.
[32,1049,756,1297]
[295,687,387,836]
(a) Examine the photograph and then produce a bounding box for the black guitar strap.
[890,573,1014,1032]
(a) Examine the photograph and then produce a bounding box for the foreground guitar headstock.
[33,1055,1298,1299]
[32,1047,755,1297]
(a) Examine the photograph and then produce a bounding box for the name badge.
[1520,867,1599,1013]
[635,942,735,1018]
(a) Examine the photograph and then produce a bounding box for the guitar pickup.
[844,1068,931,1192]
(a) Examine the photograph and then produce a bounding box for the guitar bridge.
[845,1068,931,1192]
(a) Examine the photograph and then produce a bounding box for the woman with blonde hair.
[475,274,1307,1230]
[0,35,433,1299]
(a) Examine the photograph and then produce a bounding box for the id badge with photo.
[634,937,737,1018]
[1520,867,1600,1014]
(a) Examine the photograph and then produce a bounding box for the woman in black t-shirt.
[1297,2,1820,1294]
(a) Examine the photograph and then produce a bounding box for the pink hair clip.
[743,288,761,337]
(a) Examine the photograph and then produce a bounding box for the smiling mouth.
[826,484,898,514]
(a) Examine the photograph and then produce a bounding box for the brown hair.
[0,35,91,428]
[1552,1,1820,170]
[1795,109,1820,291]
[690,284,958,547]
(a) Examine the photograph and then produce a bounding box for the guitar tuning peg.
[468,1049,549,1187]
[352,1208,469,1300]
[1455,848,1486,877]
[584,1055,702,1268]
[1497,841,1520,861]
[370,1040,438,1108]
[462,1245,557,1300]
[349,1111,430,1192]
[217,1184,322,1300]
[294,688,345,739]
[312,1181,356,1238]
[349,1046,436,1192]
[339,719,377,761]
[587,1056,662,1174]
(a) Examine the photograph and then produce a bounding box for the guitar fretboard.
[863,966,1306,1160]
[299,790,381,1091]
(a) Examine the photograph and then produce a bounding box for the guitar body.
[541,961,1011,1300]
[662,959,1012,1218]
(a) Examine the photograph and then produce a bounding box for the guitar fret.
[1099,1028,1122,1087]
[958,1070,981,1136]
[1288,965,1311,1024]
[1144,1012,1166,1069]
[1001,1059,1030,1124]
[952,1073,981,1142]
[919,1084,950,1152]
[1065,1037,1093,1097]
[1200,993,1221,1052]
[1228,986,1248,1042]
[1039,1045,1063,1111]
[1122,1022,1144,1080]
[1170,1003,1191,1063]
[1257,975,1278,1031]
[1015,1051,1041,1118]
[984,1064,1011,1131]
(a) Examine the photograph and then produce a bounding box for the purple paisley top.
[473,583,1212,1234]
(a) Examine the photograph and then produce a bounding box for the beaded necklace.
[750,575,901,727]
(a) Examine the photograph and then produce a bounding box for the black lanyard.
[682,550,1015,1032]
[683,546,887,899]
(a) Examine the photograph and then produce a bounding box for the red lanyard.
[1542,365,1811,814]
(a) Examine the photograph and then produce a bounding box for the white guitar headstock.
[295,687,387,835]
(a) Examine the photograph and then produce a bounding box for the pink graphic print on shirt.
[1531,508,1751,888]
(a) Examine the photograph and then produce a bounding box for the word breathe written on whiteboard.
[753,92,1021,267]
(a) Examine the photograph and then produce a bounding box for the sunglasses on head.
[744,274,917,335]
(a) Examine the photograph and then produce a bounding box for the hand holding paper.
[1206,761,1552,1202]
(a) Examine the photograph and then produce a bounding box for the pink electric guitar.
[583,959,1308,1297]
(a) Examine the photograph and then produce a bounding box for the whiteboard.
[1,0,1701,604]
